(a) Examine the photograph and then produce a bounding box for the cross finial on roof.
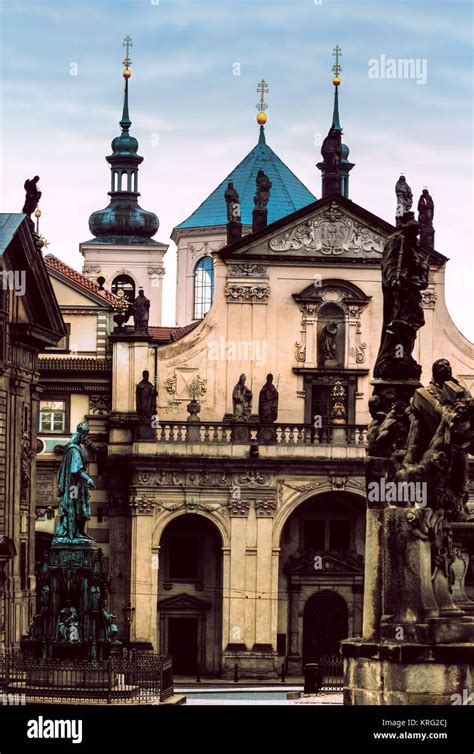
[256,79,269,113]
[332,44,342,76]
[123,34,133,68]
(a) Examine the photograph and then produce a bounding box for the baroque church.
[28,44,474,677]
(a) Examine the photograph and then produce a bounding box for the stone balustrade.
[153,421,368,446]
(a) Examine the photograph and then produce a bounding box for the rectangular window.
[304,520,325,551]
[39,399,66,433]
[329,520,351,551]
[169,537,199,579]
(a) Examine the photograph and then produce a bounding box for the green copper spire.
[331,44,342,131]
[120,34,132,131]
[317,45,355,199]
[88,36,159,244]
[332,86,342,132]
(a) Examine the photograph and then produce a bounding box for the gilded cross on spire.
[256,79,269,113]
[123,34,133,68]
[332,44,342,76]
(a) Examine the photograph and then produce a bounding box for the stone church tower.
[80,38,167,326]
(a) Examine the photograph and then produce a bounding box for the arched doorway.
[303,591,348,663]
[277,491,365,675]
[158,515,222,676]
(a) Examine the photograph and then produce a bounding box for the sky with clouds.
[1,0,472,339]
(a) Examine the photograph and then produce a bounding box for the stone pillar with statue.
[342,178,474,705]
[22,423,121,661]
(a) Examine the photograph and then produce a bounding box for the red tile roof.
[44,254,122,306]
[149,321,200,344]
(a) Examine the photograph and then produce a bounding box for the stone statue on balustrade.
[232,374,252,421]
[373,213,429,381]
[258,374,279,424]
[53,422,95,545]
[132,288,150,334]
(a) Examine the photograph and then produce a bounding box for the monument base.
[342,639,474,705]
[221,648,278,679]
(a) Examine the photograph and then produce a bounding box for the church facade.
[33,49,474,677]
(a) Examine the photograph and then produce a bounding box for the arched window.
[193,257,214,320]
[111,274,136,305]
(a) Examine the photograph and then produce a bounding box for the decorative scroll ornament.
[228,264,267,278]
[164,375,177,396]
[269,202,384,256]
[89,394,111,415]
[355,342,367,364]
[421,289,437,309]
[236,470,271,487]
[225,284,270,303]
[294,341,306,362]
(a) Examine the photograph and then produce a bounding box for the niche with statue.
[317,303,345,368]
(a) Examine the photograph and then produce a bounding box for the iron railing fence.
[319,654,344,690]
[0,652,173,704]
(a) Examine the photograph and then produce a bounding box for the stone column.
[221,547,231,651]
[226,503,249,649]
[129,498,156,649]
[254,501,276,649]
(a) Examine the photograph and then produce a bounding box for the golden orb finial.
[257,111,267,126]
[123,68,132,79]
[332,75,341,86]
[34,209,42,218]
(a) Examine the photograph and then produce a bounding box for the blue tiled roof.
[175,130,316,230]
[0,214,25,255]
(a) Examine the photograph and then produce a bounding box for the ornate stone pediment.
[158,594,211,611]
[269,201,385,258]
[284,550,364,575]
